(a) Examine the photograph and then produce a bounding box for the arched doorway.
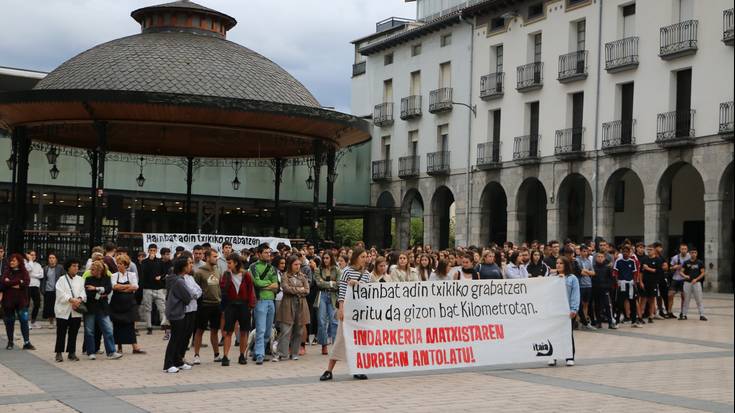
[557,173,593,243]
[376,191,396,249]
[479,182,507,246]
[517,178,547,243]
[719,162,734,292]
[603,168,645,246]
[657,162,705,257]
[399,189,424,248]
[431,186,455,249]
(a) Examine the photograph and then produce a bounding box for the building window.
[412,44,422,56]
[438,124,449,151]
[622,3,636,17]
[409,130,419,156]
[490,17,505,31]
[440,33,452,47]
[192,15,200,28]
[382,136,391,160]
[534,33,542,62]
[495,45,504,73]
[384,53,394,66]
[577,20,586,51]
[528,2,544,19]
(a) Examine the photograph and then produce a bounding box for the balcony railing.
[480,72,504,100]
[400,95,422,120]
[513,134,540,164]
[516,62,543,91]
[656,109,695,146]
[371,159,392,181]
[373,102,394,127]
[476,141,502,170]
[426,151,450,175]
[558,50,588,82]
[660,20,698,59]
[724,9,734,45]
[352,61,366,77]
[554,127,585,160]
[720,101,734,139]
[429,88,453,113]
[602,119,637,153]
[605,37,639,72]
[398,156,420,179]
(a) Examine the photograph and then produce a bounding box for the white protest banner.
[343,277,573,374]
[141,233,290,255]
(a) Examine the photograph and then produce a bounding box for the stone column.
[546,206,560,243]
[467,205,484,247]
[643,201,667,246]
[703,194,727,292]
[597,202,615,244]
[506,210,520,244]
[454,205,467,247]
[396,209,411,250]
[423,210,435,249]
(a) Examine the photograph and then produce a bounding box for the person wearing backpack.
[250,243,279,365]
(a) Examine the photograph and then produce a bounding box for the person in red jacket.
[2,253,35,350]
[219,253,256,366]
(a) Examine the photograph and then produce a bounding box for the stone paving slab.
[0,400,77,413]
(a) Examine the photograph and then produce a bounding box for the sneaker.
[55,352,63,362]
[292,355,300,361]
[177,363,192,370]
[700,316,708,321]
[566,360,575,367]
[68,353,79,361]
[658,310,667,319]
[96,349,104,355]
[147,328,153,335]
[682,315,688,320]
[165,366,179,373]
[666,313,676,319]
[638,319,646,325]
[609,324,618,330]
[319,371,333,381]
[88,354,96,360]
[192,355,201,365]
[648,317,654,324]
[163,331,171,341]
[22,343,35,350]
[256,357,264,365]
[654,314,664,320]
[238,354,247,365]
[5,343,13,350]
[214,354,223,362]
[271,356,280,363]
[632,322,643,328]
[678,314,685,320]
[221,356,230,366]
[271,341,278,355]
[586,323,597,330]
[107,352,123,360]
[547,359,557,366]
[352,374,368,380]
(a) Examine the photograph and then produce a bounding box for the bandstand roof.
[0,0,369,158]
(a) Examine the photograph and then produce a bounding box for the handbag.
[65,275,87,314]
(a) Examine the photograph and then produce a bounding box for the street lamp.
[136,157,146,187]
[305,174,314,190]
[45,146,59,164]
[231,176,241,191]
[231,160,242,191]
[49,164,60,179]
[5,157,13,171]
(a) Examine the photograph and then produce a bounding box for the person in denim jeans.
[83,261,122,360]
[249,244,279,365]
[314,252,339,355]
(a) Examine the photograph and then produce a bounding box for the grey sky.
[0,0,415,113]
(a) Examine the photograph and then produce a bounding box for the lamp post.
[231,160,242,191]
[136,157,146,187]
[49,164,59,179]
[45,146,59,164]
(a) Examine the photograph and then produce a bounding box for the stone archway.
[430,186,455,249]
[516,178,547,243]
[602,168,645,246]
[718,162,734,292]
[398,188,424,249]
[479,182,507,246]
[657,162,705,257]
[557,173,592,243]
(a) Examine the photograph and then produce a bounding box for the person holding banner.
[319,248,370,381]
[549,256,579,367]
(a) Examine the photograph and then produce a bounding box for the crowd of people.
[0,237,708,375]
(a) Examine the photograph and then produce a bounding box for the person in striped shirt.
[319,247,370,382]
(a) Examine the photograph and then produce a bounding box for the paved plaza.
[0,294,732,413]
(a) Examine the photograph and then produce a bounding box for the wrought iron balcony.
[476,141,501,170]
[656,109,695,147]
[602,119,637,154]
[352,61,366,77]
[371,159,392,181]
[554,127,585,160]
[558,50,588,82]
[429,88,453,113]
[373,102,394,127]
[480,72,504,100]
[516,62,543,91]
[398,156,420,179]
[513,134,540,165]
[720,101,734,140]
[660,20,698,59]
[426,151,450,175]
[400,95,422,120]
[605,37,639,73]
[724,9,734,45]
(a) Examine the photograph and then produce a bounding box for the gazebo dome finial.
[131,0,237,39]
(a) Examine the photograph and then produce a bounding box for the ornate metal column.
[310,141,323,246]
[186,156,194,233]
[7,126,30,254]
[325,147,336,242]
[270,158,284,236]
[92,121,108,250]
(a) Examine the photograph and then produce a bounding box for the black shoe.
[221,356,230,366]
[648,317,654,324]
[23,343,35,350]
[353,374,368,380]
[678,314,685,320]
[147,328,153,335]
[234,340,240,347]
[700,316,708,321]
[68,353,79,361]
[319,371,333,381]
[5,343,13,350]
[238,354,247,365]
[55,352,63,362]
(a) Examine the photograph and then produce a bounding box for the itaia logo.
[533,340,553,357]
